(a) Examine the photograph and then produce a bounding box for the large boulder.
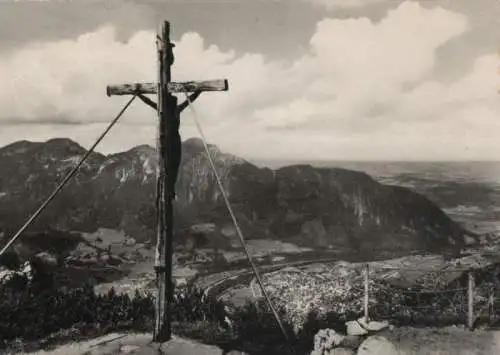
[346,321,368,336]
[357,336,399,355]
[328,348,355,355]
[339,335,364,349]
[160,336,224,355]
[312,328,347,355]
[357,317,390,332]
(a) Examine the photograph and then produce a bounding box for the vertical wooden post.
[104,19,229,344]
[154,21,176,343]
[488,287,495,324]
[364,263,369,323]
[468,270,475,330]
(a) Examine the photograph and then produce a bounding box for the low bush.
[0,261,228,351]
[0,280,154,349]
[172,284,227,324]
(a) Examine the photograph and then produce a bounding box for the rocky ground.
[8,333,238,355]
[311,317,500,354]
[9,326,500,355]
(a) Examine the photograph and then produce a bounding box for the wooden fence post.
[489,286,495,324]
[364,263,369,322]
[468,270,475,330]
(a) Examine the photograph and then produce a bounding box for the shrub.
[227,300,297,355]
[173,320,233,348]
[0,279,155,349]
[0,263,228,351]
[0,251,21,270]
[173,284,227,324]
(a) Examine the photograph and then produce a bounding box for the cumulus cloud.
[300,0,390,9]
[0,27,155,124]
[0,1,498,160]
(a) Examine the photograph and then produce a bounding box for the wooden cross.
[106,21,229,343]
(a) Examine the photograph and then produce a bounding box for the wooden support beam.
[137,94,158,110]
[364,263,369,323]
[468,270,475,330]
[178,91,202,113]
[153,20,174,343]
[169,80,228,93]
[106,79,228,96]
[107,83,156,96]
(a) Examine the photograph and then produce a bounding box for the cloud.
[300,0,390,9]
[0,27,156,124]
[243,2,471,138]
[0,2,498,160]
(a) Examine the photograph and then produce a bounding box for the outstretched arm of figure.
[137,91,201,112]
[137,91,201,113]
[137,94,158,111]
[178,91,202,113]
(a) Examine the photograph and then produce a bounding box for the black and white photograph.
[0,0,500,354]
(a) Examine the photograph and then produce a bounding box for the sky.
[0,0,499,161]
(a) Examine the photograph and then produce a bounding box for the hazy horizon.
[1,0,499,161]
[4,136,500,164]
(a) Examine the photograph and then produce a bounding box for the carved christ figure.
[136,91,202,198]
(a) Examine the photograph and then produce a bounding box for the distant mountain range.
[0,138,478,260]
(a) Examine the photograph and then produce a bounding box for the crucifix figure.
[106,21,229,342]
[135,90,201,195]
[134,90,201,195]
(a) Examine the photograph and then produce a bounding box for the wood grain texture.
[106,79,228,96]
[154,20,171,343]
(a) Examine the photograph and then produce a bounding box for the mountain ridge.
[0,138,477,260]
